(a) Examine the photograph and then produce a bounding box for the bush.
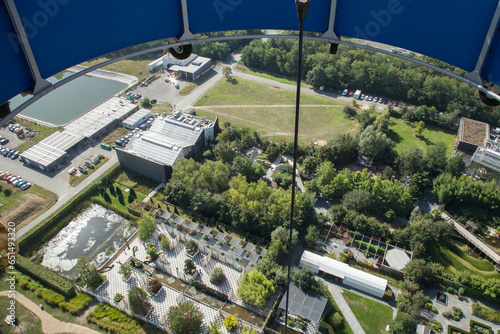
[118,264,132,280]
[76,256,106,290]
[113,293,124,304]
[128,287,150,316]
[184,259,196,276]
[88,303,159,334]
[331,312,343,328]
[137,214,157,242]
[15,255,75,297]
[210,267,225,283]
[185,240,199,255]
[383,289,393,300]
[41,289,65,305]
[147,279,162,295]
[167,301,204,334]
[145,243,159,262]
[472,302,500,323]
[59,292,93,314]
[223,314,239,331]
[160,235,171,251]
[237,269,275,309]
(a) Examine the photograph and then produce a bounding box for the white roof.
[123,108,151,125]
[300,251,387,296]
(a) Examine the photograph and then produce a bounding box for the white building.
[299,250,388,298]
[123,109,152,130]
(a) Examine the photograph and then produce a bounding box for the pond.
[40,204,134,278]
[10,72,127,125]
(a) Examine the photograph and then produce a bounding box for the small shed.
[357,155,374,168]
[466,221,478,234]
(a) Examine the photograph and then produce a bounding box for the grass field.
[0,296,43,334]
[236,63,300,86]
[101,127,131,146]
[196,77,342,107]
[342,290,394,334]
[387,118,456,155]
[0,184,57,228]
[14,117,62,152]
[113,169,158,195]
[81,57,153,79]
[428,242,500,280]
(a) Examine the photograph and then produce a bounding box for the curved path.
[0,291,101,334]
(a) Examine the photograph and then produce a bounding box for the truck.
[354,90,362,99]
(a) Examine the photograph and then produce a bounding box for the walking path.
[143,182,165,203]
[67,65,138,86]
[322,281,366,334]
[0,291,101,334]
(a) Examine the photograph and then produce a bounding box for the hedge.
[19,162,121,255]
[470,320,493,334]
[18,273,65,305]
[60,292,93,314]
[87,303,160,334]
[472,302,500,324]
[447,325,468,334]
[16,255,75,297]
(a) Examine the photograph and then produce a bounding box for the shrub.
[105,246,116,256]
[167,301,204,334]
[383,289,393,300]
[128,287,150,316]
[209,321,223,334]
[160,235,171,251]
[87,303,158,333]
[145,243,159,262]
[41,289,65,305]
[184,259,196,276]
[472,302,500,323]
[185,240,199,255]
[118,264,132,280]
[210,267,225,283]
[113,293,124,304]
[331,312,343,328]
[442,311,453,318]
[237,269,275,309]
[59,292,93,314]
[339,252,348,263]
[76,257,106,290]
[15,255,75,297]
[224,314,239,331]
[147,279,162,295]
[137,213,157,242]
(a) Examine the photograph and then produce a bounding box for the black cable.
[285,2,309,334]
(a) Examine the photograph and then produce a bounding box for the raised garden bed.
[437,291,448,305]
[470,320,493,334]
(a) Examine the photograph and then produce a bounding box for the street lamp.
[285,2,310,334]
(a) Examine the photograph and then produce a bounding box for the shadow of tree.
[386,129,403,144]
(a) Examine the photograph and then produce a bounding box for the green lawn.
[236,63,300,86]
[14,117,62,152]
[196,105,357,142]
[81,57,153,79]
[195,77,342,107]
[113,169,158,195]
[387,118,456,155]
[428,242,500,280]
[0,296,43,334]
[342,290,393,334]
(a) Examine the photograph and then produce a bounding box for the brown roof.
[461,118,489,147]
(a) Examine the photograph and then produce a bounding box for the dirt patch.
[316,140,327,146]
[346,163,381,177]
[0,193,50,228]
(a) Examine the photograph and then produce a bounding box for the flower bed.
[470,320,493,334]
[278,312,308,332]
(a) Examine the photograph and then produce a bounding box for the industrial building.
[116,110,219,182]
[299,251,388,298]
[456,117,490,154]
[21,97,137,172]
[147,53,212,81]
[123,109,152,130]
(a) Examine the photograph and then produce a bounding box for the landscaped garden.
[341,290,393,334]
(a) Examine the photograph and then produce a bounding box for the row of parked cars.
[359,94,399,107]
[0,146,20,160]
[0,171,31,190]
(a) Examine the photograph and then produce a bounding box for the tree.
[184,259,196,275]
[390,312,413,334]
[129,188,137,199]
[331,313,343,328]
[445,153,465,177]
[128,286,150,316]
[292,267,317,290]
[266,143,280,162]
[210,267,225,283]
[341,189,374,214]
[76,256,105,289]
[214,141,236,163]
[167,301,203,334]
[137,214,157,242]
[403,259,428,283]
[222,66,233,80]
[141,97,152,109]
[342,105,357,118]
[304,225,319,248]
[237,269,275,309]
[145,243,159,262]
[358,125,396,164]
[426,141,448,177]
[160,235,171,251]
[414,121,425,138]
[118,264,132,280]
[271,226,298,246]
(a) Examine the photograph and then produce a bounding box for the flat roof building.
[299,250,388,298]
[456,117,490,154]
[116,110,219,182]
[20,97,137,172]
[167,55,212,81]
[123,109,152,130]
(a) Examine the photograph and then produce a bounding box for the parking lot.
[128,72,190,106]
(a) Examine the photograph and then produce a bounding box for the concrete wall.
[116,149,172,183]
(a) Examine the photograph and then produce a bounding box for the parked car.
[11,152,18,160]
[342,89,348,96]
[151,99,157,104]
[374,97,378,102]
[0,138,9,145]
[20,182,31,190]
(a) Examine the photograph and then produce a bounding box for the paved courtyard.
[85,220,270,333]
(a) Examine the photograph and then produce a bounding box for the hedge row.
[472,302,500,324]
[447,325,468,334]
[16,255,75,297]
[19,162,121,255]
[470,319,493,334]
[87,303,159,334]
[60,292,93,314]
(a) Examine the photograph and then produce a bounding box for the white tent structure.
[299,251,387,298]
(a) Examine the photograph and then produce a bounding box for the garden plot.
[40,203,134,277]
